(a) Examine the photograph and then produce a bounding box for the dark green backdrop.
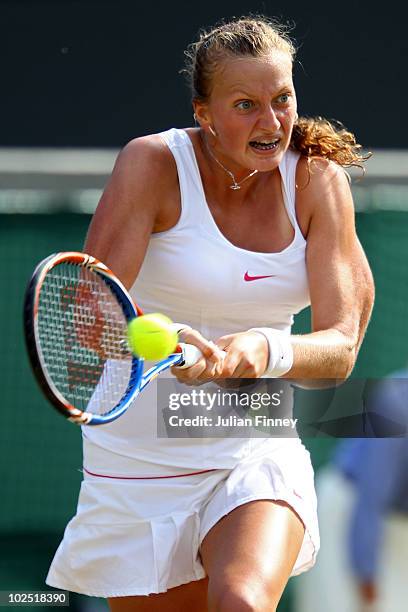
[2,0,407,149]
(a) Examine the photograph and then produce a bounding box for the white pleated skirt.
[46,438,319,598]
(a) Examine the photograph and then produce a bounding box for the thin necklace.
[201,131,258,190]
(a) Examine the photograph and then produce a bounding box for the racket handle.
[176,343,227,369]
[176,343,203,368]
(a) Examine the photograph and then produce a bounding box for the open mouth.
[249,139,280,151]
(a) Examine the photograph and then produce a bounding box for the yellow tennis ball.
[127,313,178,360]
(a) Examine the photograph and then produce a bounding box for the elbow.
[330,346,355,383]
[293,335,357,390]
[331,329,359,382]
[342,346,357,380]
[357,267,375,346]
[342,282,375,379]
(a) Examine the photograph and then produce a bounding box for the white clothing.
[83,128,310,469]
[46,438,319,597]
[46,129,319,596]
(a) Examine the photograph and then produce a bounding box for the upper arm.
[297,158,375,355]
[84,135,177,289]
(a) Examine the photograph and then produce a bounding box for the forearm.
[287,328,357,384]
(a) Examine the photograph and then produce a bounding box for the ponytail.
[291,116,371,168]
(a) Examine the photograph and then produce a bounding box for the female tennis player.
[46,16,375,611]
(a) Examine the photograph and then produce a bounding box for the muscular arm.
[209,159,374,383]
[288,159,374,382]
[84,134,225,375]
[84,135,178,289]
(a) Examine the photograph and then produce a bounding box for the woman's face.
[195,50,297,174]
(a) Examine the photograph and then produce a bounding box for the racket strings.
[37,263,133,415]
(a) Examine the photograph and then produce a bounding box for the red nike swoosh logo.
[244,271,276,282]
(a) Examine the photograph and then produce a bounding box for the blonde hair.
[291,116,371,168]
[182,16,370,168]
[182,16,296,102]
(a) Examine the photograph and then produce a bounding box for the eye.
[276,93,291,104]
[235,100,254,111]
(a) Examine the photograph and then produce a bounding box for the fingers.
[171,329,269,383]
[171,329,225,384]
[215,331,269,378]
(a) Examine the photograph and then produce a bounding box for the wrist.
[249,328,293,377]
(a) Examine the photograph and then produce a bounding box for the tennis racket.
[23,251,204,425]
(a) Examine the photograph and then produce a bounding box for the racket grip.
[176,343,203,368]
[175,343,227,369]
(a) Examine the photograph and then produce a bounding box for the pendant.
[230,184,241,190]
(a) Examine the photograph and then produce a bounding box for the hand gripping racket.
[23,252,204,425]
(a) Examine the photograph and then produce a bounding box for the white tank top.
[84,128,310,471]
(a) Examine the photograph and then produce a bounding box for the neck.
[200,130,258,191]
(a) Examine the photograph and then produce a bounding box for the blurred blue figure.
[294,370,408,612]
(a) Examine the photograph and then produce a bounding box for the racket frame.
[24,251,201,425]
[24,252,145,424]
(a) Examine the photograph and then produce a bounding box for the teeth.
[251,139,279,144]
[249,139,279,150]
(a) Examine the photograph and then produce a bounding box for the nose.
[257,105,281,131]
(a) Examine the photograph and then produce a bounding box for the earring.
[193,113,198,125]
[208,125,217,137]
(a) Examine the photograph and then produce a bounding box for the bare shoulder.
[295,155,354,233]
[114,133,177,189]
[83,132,179,284]
[296,156,351,209]
[97,132,180,231]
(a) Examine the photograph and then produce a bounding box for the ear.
[192,100,212,128]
